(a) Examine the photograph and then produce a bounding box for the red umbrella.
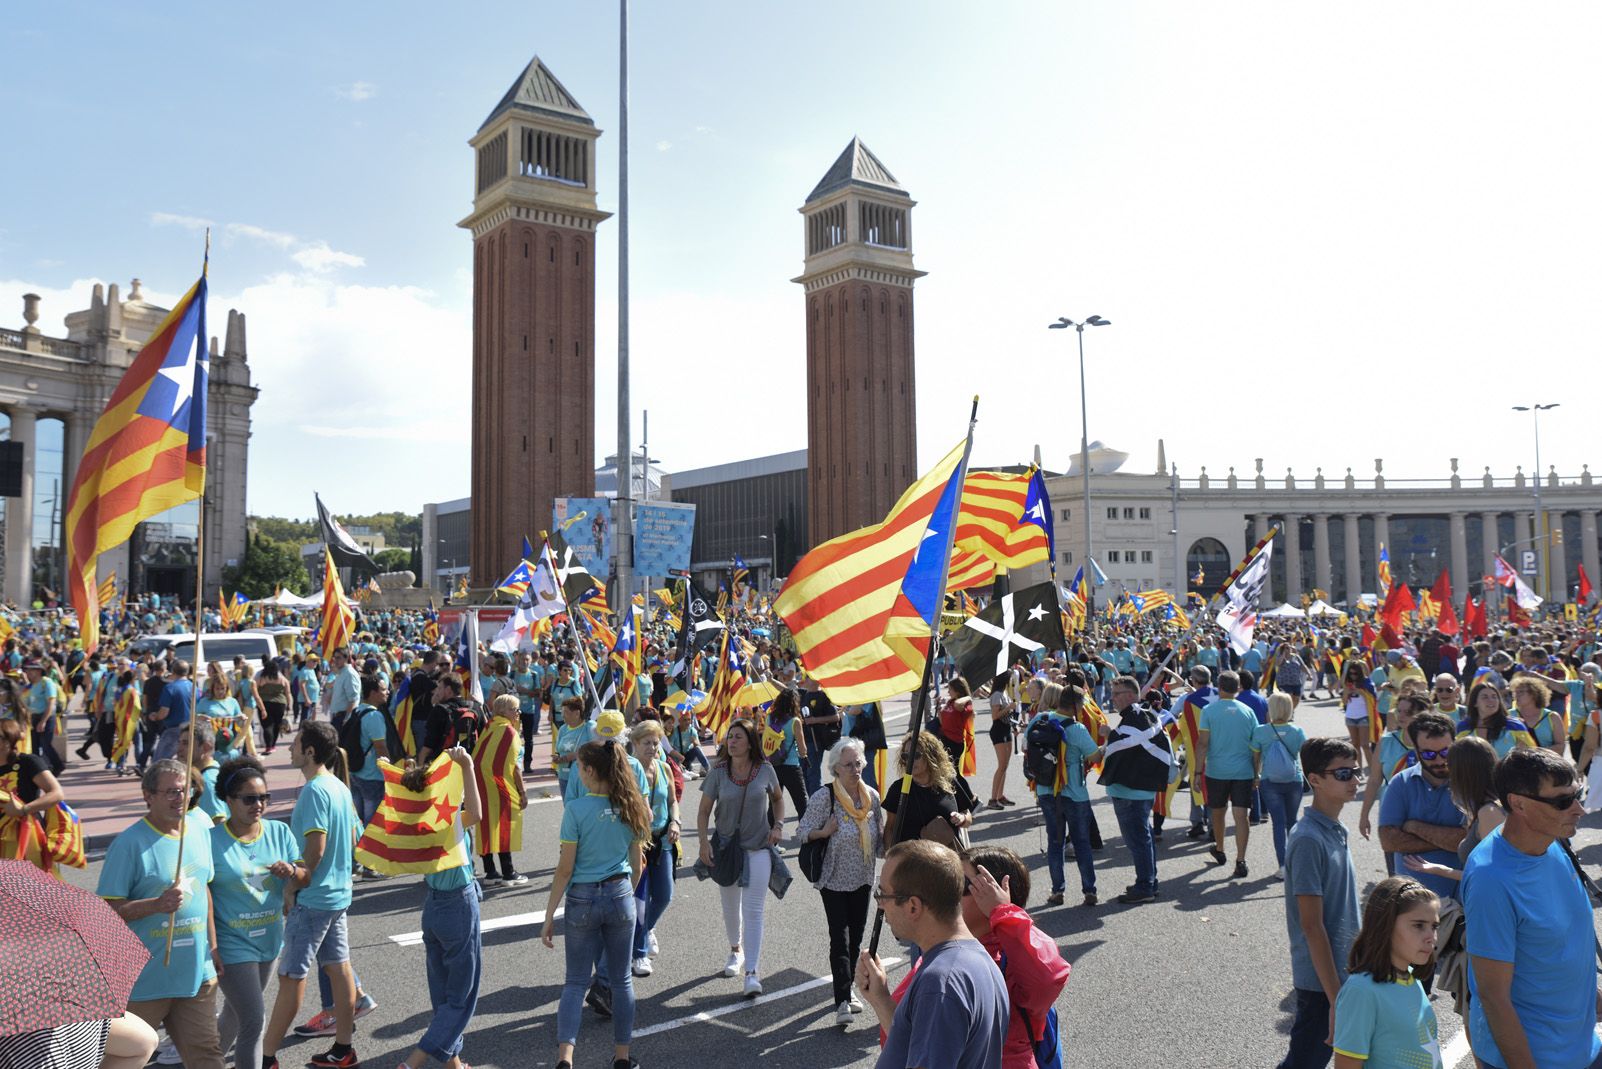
[0,860,150,1036]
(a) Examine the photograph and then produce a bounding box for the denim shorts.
[278,904,350,979]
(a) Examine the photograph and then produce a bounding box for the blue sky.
[5,3,1601,520]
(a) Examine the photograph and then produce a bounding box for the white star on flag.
[153,356,196,421]
[913,526,939,562]
[1026,603,1047,622]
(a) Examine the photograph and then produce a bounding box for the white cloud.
[225,223,297,249]
[291,243,365,272]
[150,211,215,231]
[335,81,377,102]
[655,140,672,152]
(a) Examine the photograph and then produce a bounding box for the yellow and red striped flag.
[320,548,354,661]
[110,685,142,764]
[701,630,746,742]
[66,270,208,652]
[97,572,118,607]
[776,439,967,704]
[472,716,524,854]
[355,755,472,876]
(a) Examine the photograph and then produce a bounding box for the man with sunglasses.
[1430,675,1462,719]
[1461,747,1601,1069]
[1377,711,1464,903]
[1276,737,1361,1069]
[854,840,1008,1069]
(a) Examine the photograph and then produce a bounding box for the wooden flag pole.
[539,531,607,714]
[164,489,206,966]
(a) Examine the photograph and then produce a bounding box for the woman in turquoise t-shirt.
[1250,691,1308,878]
[210,755,300,1069]
[553,696,594,797]
[1332,876,1441,1069]
[198,667,253,762]
[541,740,650,1069]
[394,747,485,1069]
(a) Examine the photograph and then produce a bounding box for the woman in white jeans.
[696,718,784,997]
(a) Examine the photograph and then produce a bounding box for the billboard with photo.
[634,501,696,577]
[553,498,613,577]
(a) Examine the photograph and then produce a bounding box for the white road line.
[1442,1029,1470,1068]
[387,907,562,947]
[631,957,904,1038]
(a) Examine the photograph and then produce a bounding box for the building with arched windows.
[1011,442,1601,608]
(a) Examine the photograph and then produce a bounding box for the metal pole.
[1532,407,1546,603]
[1171,463,1182,595]
[612,0,634,615]
[1077,324,1093,616]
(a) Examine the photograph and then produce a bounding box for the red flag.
[1360,623,1377,648]
[1463,596,1487,639]
[1381,582,1416,627]
[1580,563,1594,604]
[1506,591,1530,628]
[1430,569,1459,636]
[1380,620,1405,649]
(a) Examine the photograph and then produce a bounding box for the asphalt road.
[61,693,1602,1069]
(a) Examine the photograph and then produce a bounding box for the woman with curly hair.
[882,729,976,851]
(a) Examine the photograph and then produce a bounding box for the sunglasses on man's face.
[1316,766,1360,782]
[1416,748,1451,762]
[1518,787,1586,811]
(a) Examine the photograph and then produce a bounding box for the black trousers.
[775,763,808,821]
[261,702,288,751]
[481,851,517,878]
[819,884,871,1005]
[520,711,539,768]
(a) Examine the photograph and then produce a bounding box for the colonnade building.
[1016,443,1601,608]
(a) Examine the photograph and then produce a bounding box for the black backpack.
[1023,716,1069,787]
[339,704,404,774]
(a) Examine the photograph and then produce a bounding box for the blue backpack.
[998,951,1063,1069]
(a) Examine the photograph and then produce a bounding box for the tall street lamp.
[1050,315,1110,613]
[1512,402,1560,601]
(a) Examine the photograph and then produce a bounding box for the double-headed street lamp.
[1049,315,1110,613]
[1511,402,1560,600]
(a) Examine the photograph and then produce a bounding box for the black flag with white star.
[943,580,1066,693]
[670,578,725,690]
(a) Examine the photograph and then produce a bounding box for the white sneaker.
[721,950,743,978]
[1274,866,1286,882]
[155,1038,182,1065]
[632,956,653,977]
[503,873,530,886]
[647,931,660,957]
[835,1001,853,1025]
[847,986,863,1013]
[743,972,763,998]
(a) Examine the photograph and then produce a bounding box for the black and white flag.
[943,581,1066,693]
[316,493,377,573]
[670,578,725,690]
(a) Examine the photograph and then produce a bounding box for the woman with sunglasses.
[882,731,976,852]
[209,754,301,1069]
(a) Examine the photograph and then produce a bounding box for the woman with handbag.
[795,737,883,1026]
[881,731,975,851]
[695,718,784,997]
[628,720,681,978]
[1250,691,1308,881]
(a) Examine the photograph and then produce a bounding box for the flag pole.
[909,397,980,745]
[540,531,606,715]
[1137,525,1279,701]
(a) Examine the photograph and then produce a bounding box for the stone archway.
[1186,537,1232,600]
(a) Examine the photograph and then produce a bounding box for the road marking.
[631,957,904,1038]
[387,907,562,947]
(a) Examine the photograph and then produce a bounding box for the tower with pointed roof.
[794,138,923,549]
[460,57,609,586]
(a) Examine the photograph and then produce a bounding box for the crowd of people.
[1,594,1601,1069]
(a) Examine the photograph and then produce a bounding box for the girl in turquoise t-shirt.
[209,756,301,1069]
[1332,877,1442,1069]
[198,669,253,762]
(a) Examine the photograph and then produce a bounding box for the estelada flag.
[67,271,208,652]
[355,755,472,876]
[110,685,141,765]
[472,716,524,854]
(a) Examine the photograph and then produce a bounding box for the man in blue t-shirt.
[151,660,195,761]
[98,758,225,1069]
[1196,671,1261,878]
[855,841,1009,1069]
[1377,712,1463,901]
[1462,748,1600,1069]
[261,722,362,1069]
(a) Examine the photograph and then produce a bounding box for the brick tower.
[794,138,923,550]
[460,57,610,586]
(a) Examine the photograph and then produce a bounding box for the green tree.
[222,534,311,599]
[374,548,411,573]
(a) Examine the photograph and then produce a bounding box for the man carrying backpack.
[1023,683,1101,907]
[1099,675,1172,905]
[341,675,397,830]
[418,674,483,766]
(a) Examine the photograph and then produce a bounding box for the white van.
[156,631,282,675]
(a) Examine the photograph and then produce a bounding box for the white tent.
[1306,600,1343,616]
[1262,603,1307,618]
[251,590,323,609]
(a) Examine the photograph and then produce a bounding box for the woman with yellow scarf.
[795,737,883,1027]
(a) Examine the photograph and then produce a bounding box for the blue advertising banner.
[553,497,612,577]
[634,501,696,577]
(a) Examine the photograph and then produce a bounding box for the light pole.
[758,531,778,592]
[1050,315,1110,613]
[1512,403,1559,602]
[613,0,635,614]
